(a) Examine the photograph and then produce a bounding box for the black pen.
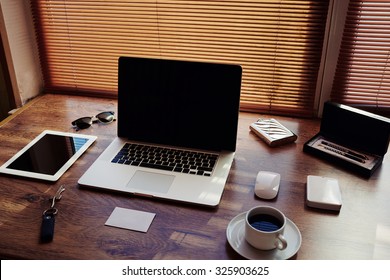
[346,150,368,160]
[343,152,365,163]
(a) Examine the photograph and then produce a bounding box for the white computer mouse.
[254,171,281,199]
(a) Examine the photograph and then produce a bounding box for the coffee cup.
[245,206,288,250]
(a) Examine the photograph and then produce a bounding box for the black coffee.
[249,214,282,232]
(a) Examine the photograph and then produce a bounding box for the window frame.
[316,0,349,116]
[2,0,388,118]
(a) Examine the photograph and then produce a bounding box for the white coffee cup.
[245,206,288,250]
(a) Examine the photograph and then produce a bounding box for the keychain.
[40,185,65,243]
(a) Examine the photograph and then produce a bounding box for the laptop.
[78,57,242,206]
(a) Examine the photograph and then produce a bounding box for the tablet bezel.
[0,130,97,181]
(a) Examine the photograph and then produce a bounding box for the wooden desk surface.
[0,94,389,260]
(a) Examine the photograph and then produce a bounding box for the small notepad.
[306,175,342,211]
[105,207,156,232]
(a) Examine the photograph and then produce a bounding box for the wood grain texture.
[0,94,389,259]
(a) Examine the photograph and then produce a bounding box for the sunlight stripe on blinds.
[31,0,329,116]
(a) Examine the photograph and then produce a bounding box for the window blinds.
[331,0,390,114]
[31,0,329,116]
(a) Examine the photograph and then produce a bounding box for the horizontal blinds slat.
[32,0,329,116]
[331,0,390,113]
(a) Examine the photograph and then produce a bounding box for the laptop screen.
[117,57,242,152]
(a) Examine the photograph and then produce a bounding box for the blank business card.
[105,207,156,233]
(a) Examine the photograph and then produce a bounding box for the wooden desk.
[0,94,389,260]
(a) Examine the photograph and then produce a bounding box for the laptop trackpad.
[126,171,174,194]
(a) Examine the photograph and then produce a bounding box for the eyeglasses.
[71,111,116,131]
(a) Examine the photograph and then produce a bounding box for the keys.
[111,143,218,176]
[40,185,65,243]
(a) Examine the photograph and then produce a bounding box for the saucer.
[226,212,302,260]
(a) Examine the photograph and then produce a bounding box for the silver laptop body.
[78,57,242,206]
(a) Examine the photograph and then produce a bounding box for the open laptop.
[78,57,242,206]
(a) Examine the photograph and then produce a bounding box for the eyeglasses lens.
[96,112,115,123]
[72,117,93,130]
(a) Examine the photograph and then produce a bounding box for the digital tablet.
[0,130,97,181]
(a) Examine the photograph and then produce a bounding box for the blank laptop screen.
[118,57,242,152]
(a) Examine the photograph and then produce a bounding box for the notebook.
[78,57,242,206]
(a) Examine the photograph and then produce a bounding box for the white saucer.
[226,212,302,260]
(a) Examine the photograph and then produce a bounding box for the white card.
[105,207,156,233]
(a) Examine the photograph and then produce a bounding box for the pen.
[319,143,366,164]
[321,141,368,160]
[343,152,365,163]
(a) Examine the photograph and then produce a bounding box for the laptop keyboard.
[111,143,219,176]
